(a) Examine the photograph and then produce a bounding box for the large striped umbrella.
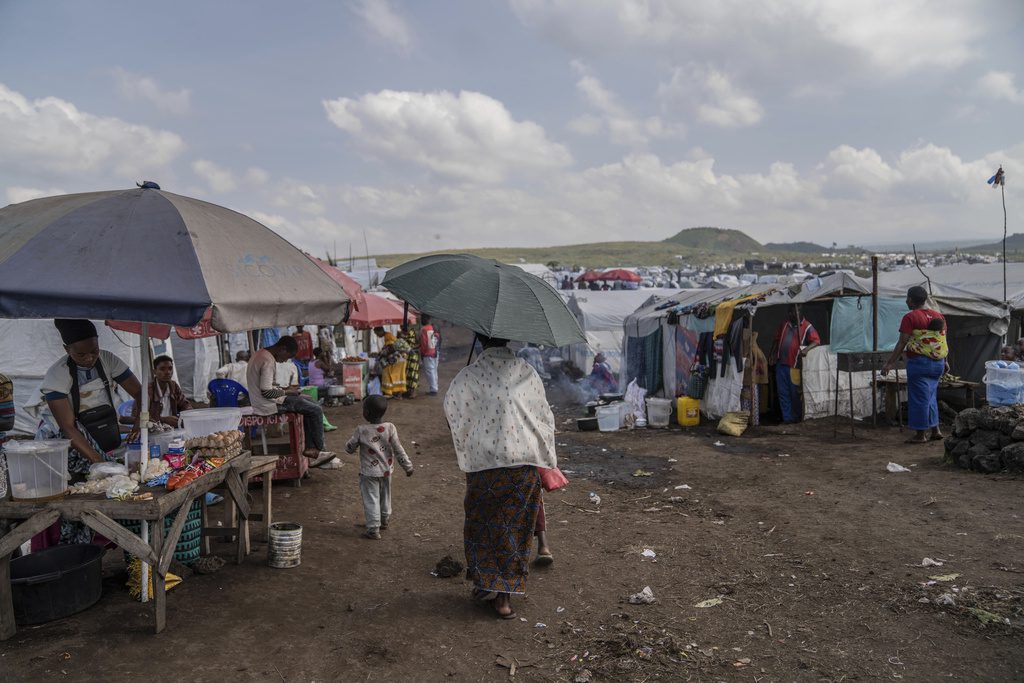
[0,186,349,331]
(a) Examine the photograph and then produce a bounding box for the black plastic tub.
[10,544,104,625]
[577,417,599,431]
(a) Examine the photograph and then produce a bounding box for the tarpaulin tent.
[564,289,674,376]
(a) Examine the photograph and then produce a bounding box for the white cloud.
[571,62,685,145]
[323,89,572,182]
[192,159,238,193]
[5,186,65,205]
[113,67,191,115]
[659,64,763,128]
[244,167,270,185]
[511,1,988,77]
[976,71,1024,105]
[350,0,414,53]
[0,82,185,178]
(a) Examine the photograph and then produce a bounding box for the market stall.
[0,185,351,639]
[0,445,252,637]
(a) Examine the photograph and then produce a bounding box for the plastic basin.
[645,398,673,428]
[10,544,103,625]
[180,408,242,438]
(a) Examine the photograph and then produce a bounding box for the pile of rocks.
[944,406,1024,473]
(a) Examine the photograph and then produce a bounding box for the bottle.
[150,444,161,459]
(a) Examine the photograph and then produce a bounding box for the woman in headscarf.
[444,335,556,619]
[882,287,949,444]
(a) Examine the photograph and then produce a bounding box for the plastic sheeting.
[801,346,877,420]
[702,362,744,419]
[829,296,906,353]
[566,290,672,375]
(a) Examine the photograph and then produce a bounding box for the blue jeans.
[906,355,944,430]
[776,364,801,423]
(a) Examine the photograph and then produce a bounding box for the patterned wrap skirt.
[464,465,541,595]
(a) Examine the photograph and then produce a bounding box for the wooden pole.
[747,311,756,427]
[872,256,879,427]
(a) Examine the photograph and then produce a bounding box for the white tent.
[0,319,143,436]
[505,262,557,286]
[565,290,674,375]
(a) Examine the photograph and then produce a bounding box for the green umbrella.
[382,254,585,346]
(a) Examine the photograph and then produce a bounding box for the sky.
[1,0,1023,256]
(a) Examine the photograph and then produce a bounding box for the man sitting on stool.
[247,335,336,467]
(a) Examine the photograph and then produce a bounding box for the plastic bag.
[538,467,569,492]
[716,411,749,437]
[127,557,182,600]
[624,379,647,421]
[88,461,128,480]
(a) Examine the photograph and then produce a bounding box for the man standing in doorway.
[419,314,441,396]
[770,305,820,424]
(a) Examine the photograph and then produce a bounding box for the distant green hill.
[663,227,761,252]
[371,227,870,269]
[966,233,1024,252]
[764,241,826,253]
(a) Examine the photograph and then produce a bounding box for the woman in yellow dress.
[379,331,408,398]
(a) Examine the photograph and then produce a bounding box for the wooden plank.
[262,468,272,542]
[80,510,159,566]
[150,519,166,633]
[0,509,60,559]
[159,495,195,576]
[224,470,251,520]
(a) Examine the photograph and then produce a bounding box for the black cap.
[54,319,98,346]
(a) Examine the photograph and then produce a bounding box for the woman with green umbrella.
[443,335,557,619]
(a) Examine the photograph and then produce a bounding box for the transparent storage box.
[4,439,70,501]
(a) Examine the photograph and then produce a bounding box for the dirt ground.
[4,326,1024,682]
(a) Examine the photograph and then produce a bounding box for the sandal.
[533,553,554,567]
[472,588,497,604]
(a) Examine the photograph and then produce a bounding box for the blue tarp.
[830,297,906,353]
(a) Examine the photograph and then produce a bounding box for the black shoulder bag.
[68,357,123,452]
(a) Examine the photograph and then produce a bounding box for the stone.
[975,410,995,431]
[957,451,973,470]
[972,451,1003,474]
[953,408,980,437]
[1011,424,1024,441]
[994,415,1018,436]
[970,430,1003,451]
[1002,443,1024,471]
[943,437,968,465]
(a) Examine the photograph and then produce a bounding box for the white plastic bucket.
[268,522,303,568]
[645,398,673,428]
[596,405,619,432]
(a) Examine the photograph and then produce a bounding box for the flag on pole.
[988,166,1005,187]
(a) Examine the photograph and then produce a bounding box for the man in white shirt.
[215,351,250,389]
[247,336,333,464]
[275,359,300,390]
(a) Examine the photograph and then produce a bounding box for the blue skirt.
[906,355,944,430]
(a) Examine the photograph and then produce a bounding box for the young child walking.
[345,395,414,540]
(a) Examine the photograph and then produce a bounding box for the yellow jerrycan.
[677,396,700,427]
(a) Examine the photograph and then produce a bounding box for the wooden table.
[204,455,277,557]
[874,376,979,422]
[0,451,251,640]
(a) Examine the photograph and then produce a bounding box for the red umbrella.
[309,256,363,304]
[575,270,603,283]
[106,308,217,340]
[600,268,642,282]
[347,292,417,329]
